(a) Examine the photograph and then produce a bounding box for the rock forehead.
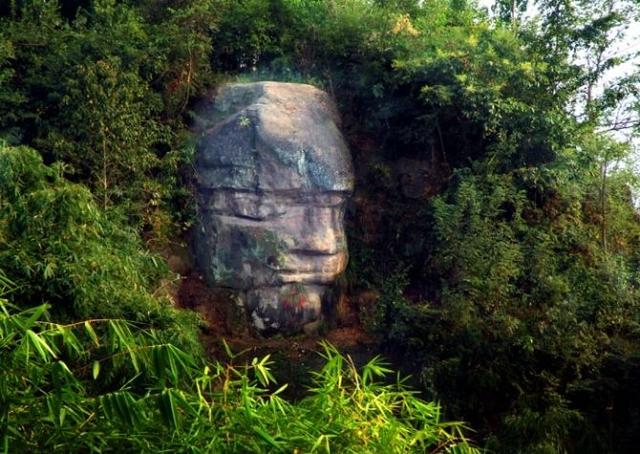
[197,82,354,192]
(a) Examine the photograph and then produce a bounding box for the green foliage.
[369,151,640,451]
[0,0,217,236]
[0,143,200,349]
[2,0,640,452]
[0,297,478,453]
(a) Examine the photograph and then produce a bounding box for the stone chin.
[240,241,348,334]
[246,284,326,334]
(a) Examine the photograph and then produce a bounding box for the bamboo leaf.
[252,425,281,449]
[159,388,179,430]
[92,360,100,380]
[84,321,100,347]
[25,329,57,362]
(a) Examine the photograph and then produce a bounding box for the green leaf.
[159,388,179,430]
[92,360,100,380]
[252,425,280,449]
[84,321,100,347]
[25,329,57,362]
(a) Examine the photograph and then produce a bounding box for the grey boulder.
[194,82,354,334]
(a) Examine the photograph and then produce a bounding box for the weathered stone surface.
[194,82,354,334]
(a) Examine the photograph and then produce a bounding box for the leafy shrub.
[0,0,217,236]
[0,143,200,349]
[370,162,640,452]
[0,293,479,453]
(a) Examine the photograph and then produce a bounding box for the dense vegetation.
[2,0,640,452]
[1,289,476,452]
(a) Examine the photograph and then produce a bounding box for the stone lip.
[193,81,354,334]
[195,81,354,193]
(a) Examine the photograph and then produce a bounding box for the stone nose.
[293,206,343,254]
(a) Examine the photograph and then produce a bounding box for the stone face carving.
[194,82,354,334]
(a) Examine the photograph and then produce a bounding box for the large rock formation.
[194,82,354,334]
